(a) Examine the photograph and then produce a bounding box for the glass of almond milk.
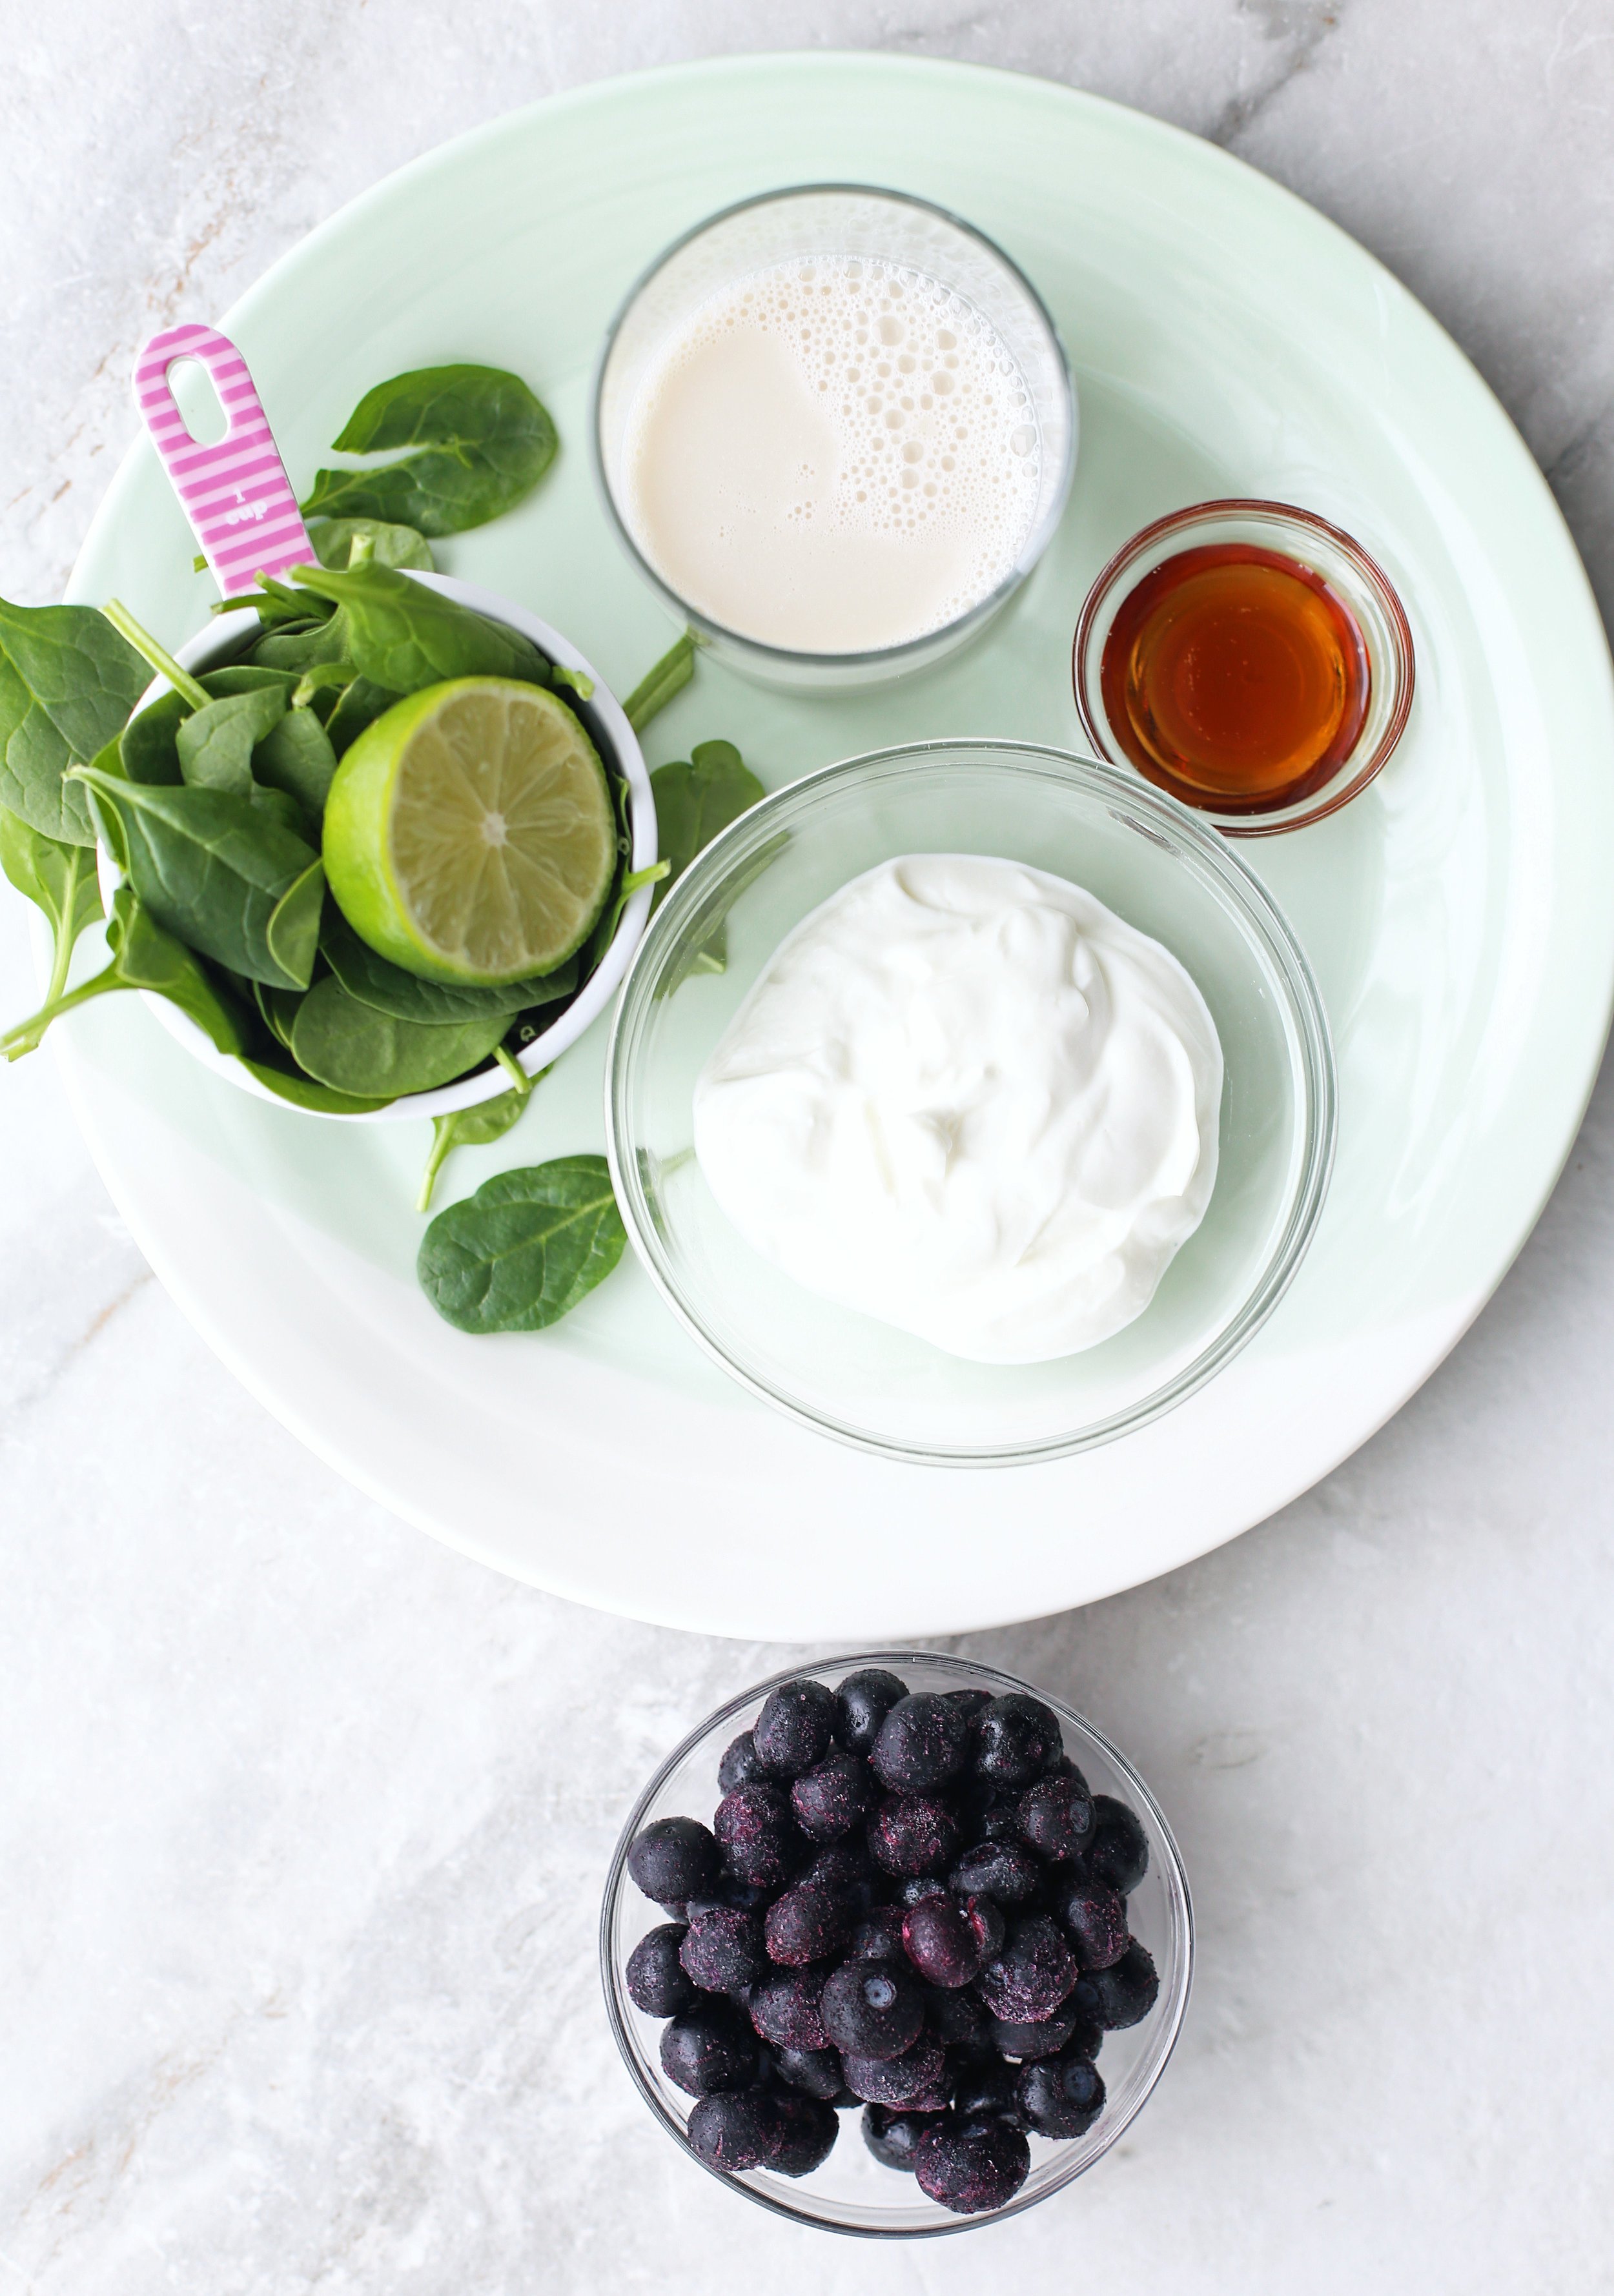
[593,186,1076,690]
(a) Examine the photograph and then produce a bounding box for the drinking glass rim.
[589,180,1076,671]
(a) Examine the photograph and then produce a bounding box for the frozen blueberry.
[770,2091,839,2177]
[718,1730,768,1794]
[974,1694,1063,1788]
[765,1881,854,1967]
[684,1876,773,1921]
[626,1816,720,1907]
[1017,1769,1094,1862]
[773,2044,844,2102]
[790,1743,875,1842]
[922,1984,992,2055]
[1073,1939,1159,2030]
[659,1998,759,2097]
[899,1874,950,1907]
[869,1794,962,1878]
[872,1694,971,1793]
[863,2104,943,2171]
[1057,1879,1129,1969]
[950,1840,1043,1907]
[1085,1795,1150,1894]
[902,1893,1003,1989]
[687,2086,781,2171]
[952,2058,1028,2127]
[1016,2052,1106,2139]
[821,1960,924,2060]
[914,2117,1030,2215]
[841,2030,947,2106]
[680,1906,764,1994]
[626,1923,696,2017]
[749,1964,830,2050]
[986,2001,1099,2062]
[801,1836,873,1894]
[753,1679,837,1779]
[977,1913,1078,2024]
[849,1905,908,1962]
[974,1803,1027,1846]
[835,1668,909,1755]
[943,1688,992,1745]
[903,2061,954,2113]
[714,1782,804,1891]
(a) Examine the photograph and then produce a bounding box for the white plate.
[55,55,1614,1638]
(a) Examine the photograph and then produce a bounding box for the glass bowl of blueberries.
[599,1651,1191,2236]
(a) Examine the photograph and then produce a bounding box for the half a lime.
[323,677,618,985]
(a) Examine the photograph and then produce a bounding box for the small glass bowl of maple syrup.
[1073,500,1415,835]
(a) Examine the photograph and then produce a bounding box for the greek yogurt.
[692,855,1223,1365]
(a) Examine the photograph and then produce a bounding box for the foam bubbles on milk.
[622,256,1043,651]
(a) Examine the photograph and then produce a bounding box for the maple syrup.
[1099,542,1371,814]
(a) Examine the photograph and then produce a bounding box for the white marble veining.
[2,5,1613,2290]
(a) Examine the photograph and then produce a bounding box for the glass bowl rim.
[588,179,1077,671]
[598,1645,1195,2240]
[1071,496,1417,837]
[603,737,1338,1467]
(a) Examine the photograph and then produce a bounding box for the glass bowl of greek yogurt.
[604,740,1335,1467]
[592,186,1075,691]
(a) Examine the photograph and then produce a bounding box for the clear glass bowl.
[591,185,1076,692]
[1073,499,1416,836]
[604,740,1336,1467]
[600,1649,1193,2239]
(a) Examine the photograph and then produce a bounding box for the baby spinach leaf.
[416,1156,625,1332]
[623,630,698,733]
[301,366,557,538]
[202,665,298,699]
[291,560,552,695]
[0,806,104,1006]
[176,684,288,794]
[252,977,301,1052]
[266,857,326,986]
[121,689,185,786]
[308,516,435,571]
[122,667,289,793]
[652,741,765,890]
[250,786,305,837]
[68,765,323,991]
[0,596,150,846]
[254,704,338,825]
[291,661,360,711]
[247,609,351,675]
[324,675,400,757]
[241,1050,394,1115]
[321,906,577,1024]
[1,885,246,1062]
[648,739,766,970]
[416,1067,542,1212]
[289,973,509,1096]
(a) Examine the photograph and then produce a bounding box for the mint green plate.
[57,55,1614,1637]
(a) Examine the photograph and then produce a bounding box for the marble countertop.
[3,5,1613,2289]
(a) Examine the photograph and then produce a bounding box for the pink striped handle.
[133,323,315,595]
